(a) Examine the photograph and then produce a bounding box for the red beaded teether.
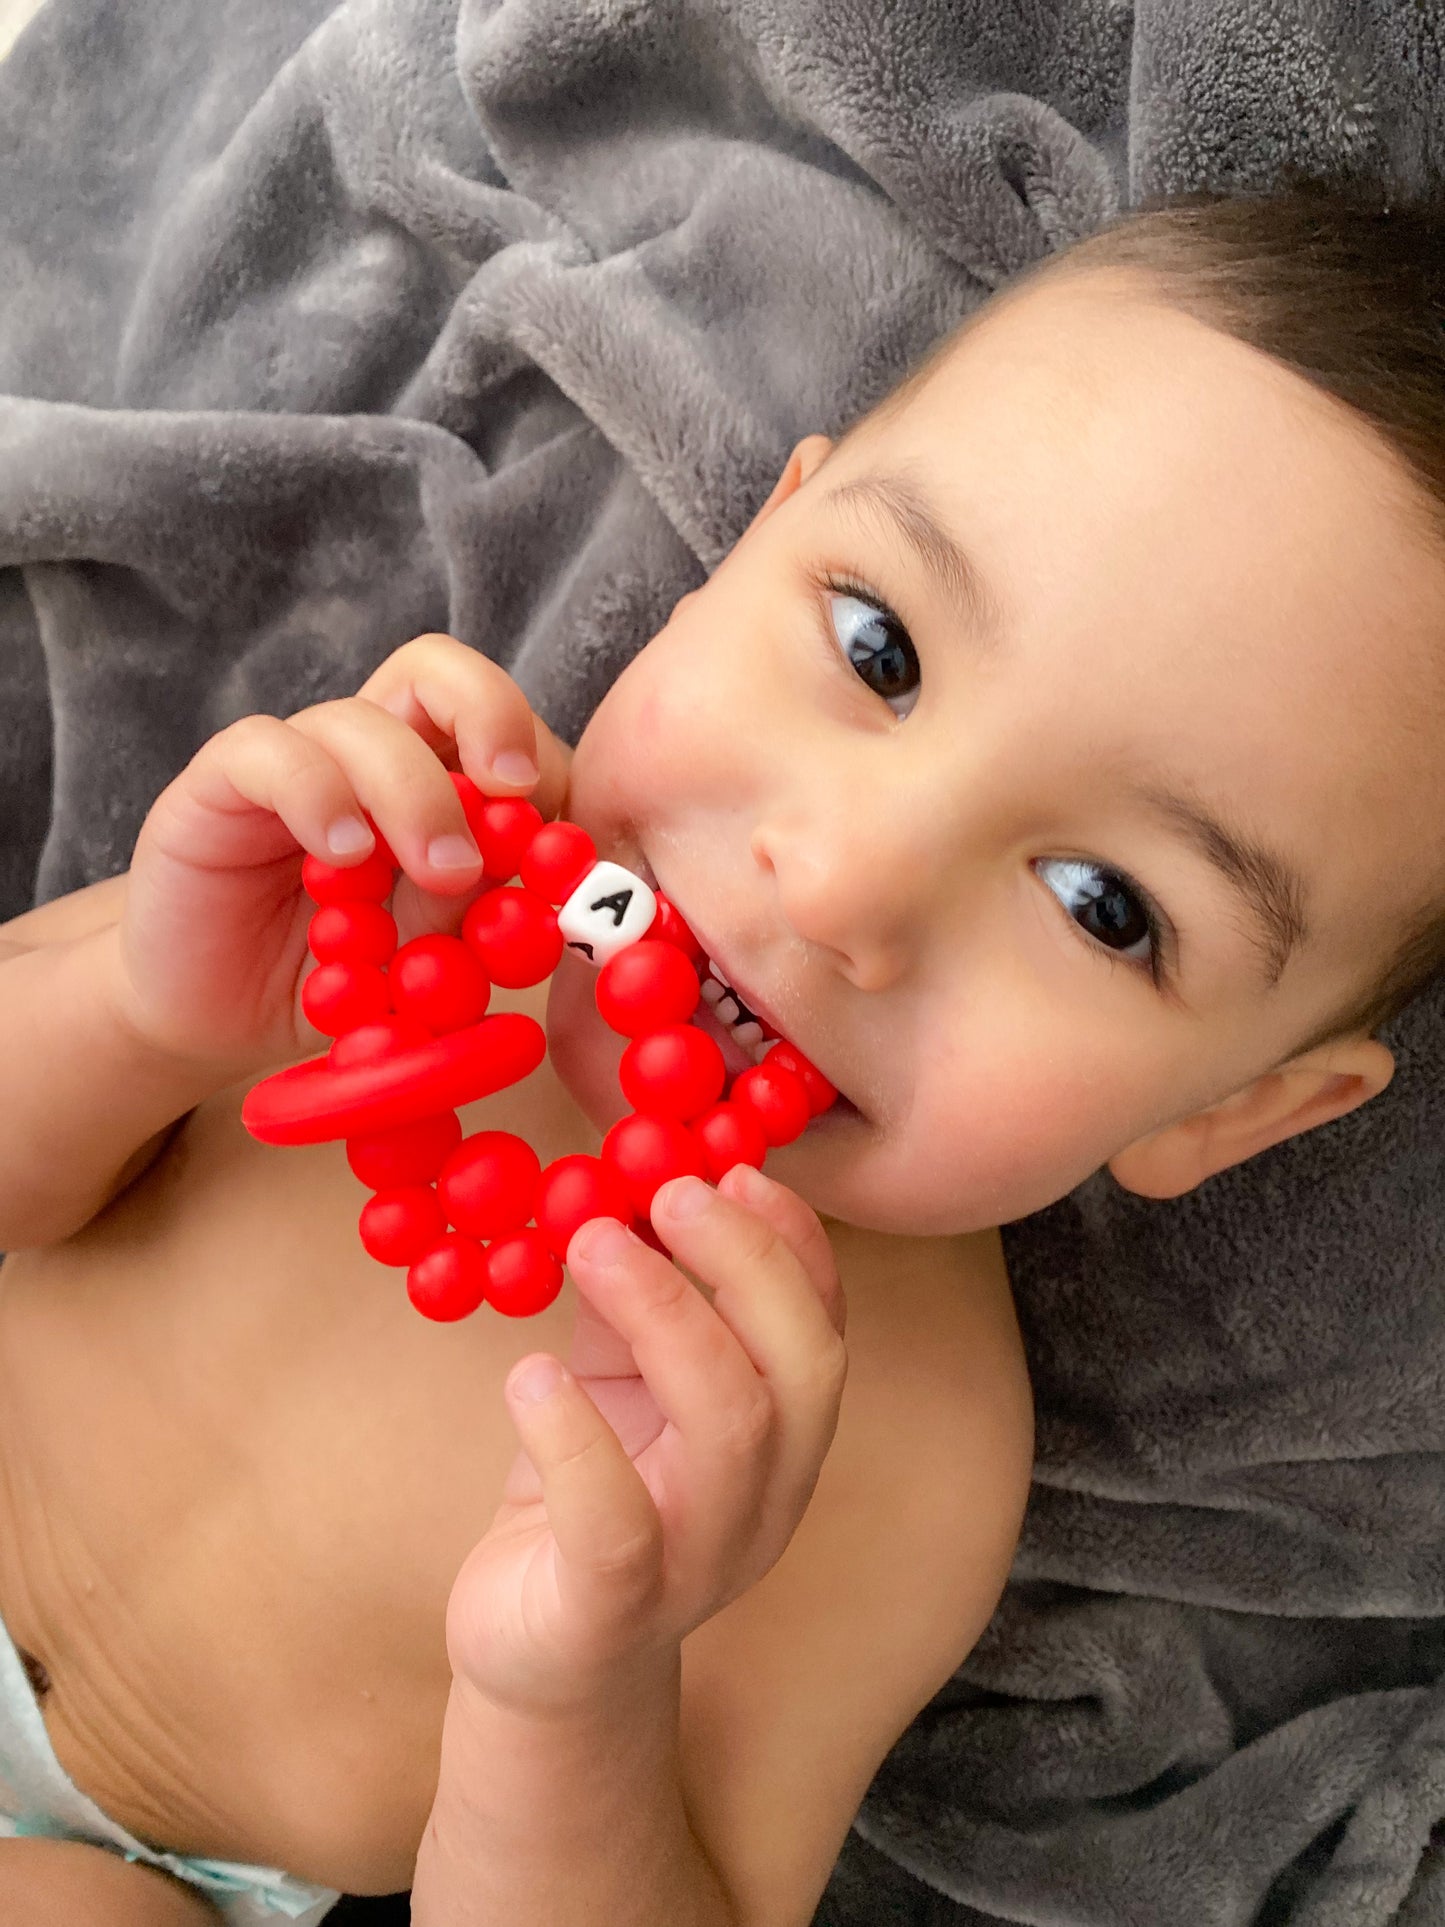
[242,772,837,1321]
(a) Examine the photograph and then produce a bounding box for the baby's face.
[551,270,1445,1235]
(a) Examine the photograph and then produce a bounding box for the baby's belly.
[0,983,594,1891]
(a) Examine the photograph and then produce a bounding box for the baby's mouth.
[694,963,776,1077]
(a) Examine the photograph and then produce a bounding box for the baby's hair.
[848,176,1445,1057]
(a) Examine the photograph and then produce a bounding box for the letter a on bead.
[558,861,657,966]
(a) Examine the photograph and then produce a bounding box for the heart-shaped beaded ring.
[242,771,836,1322]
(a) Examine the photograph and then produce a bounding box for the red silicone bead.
[358,1185,448,1265]
[308,900,399,968]
[533,1154,635,1261]
[601,1112,705,1215]
[407,1234,490,1322]
[520,822,597,905]
[650,895,705,965]
[437,1131,542,1240]
[729,1063,811,1147]
[595,941,700,1038]
[462,888,564,987]
[484,1231,565,1317]
[302,847,396,906]
[452,775,543,880]
[327,1015,434,1067]
[619,1023,726,1121]
[302,959,392,1036]
[390,933,492,1034]
[760,1041,837,1117]
[347,1110,464,1189]
[689,1100,769,1182]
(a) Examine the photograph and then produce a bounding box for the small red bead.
[390,933,492,1033]
[520,822,598,905]
[437,1131,542,1240]
[619,1023,726,1121]
[484,1230,565,1317]
[358,1185,449,1265]
[302,959,392,1036]
[462,888,564,988]
[601,1112,705,1215]
[308,899,399,968]
[689,1100,769,1182]
[650,895,705,965]
[729,1063,811,1147]
[302,848,396,905]
[327,1015,434,1066]
[451,775,543,880]
[595,941,700,1038]
[533,1155,634,1261]
[347,1110,464,1189]
[760,1041,838,1117]
[407,1234,490,1321]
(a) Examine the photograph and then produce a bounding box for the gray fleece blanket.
[4,2,1445,1923]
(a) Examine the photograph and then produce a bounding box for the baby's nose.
[749,809,925,992]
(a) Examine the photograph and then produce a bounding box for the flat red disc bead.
[359,1184,448,1265]
[619,1023,726,1121]
[390,933,492,1033]
[595,941,700,1037]
[407,1234,490,1322]
[729,1063,811,1147]
[520,822,598,905]
[301,959,392,1037]
[689,1100,769,1182]
[534,1154,634,1261]
[347,1110,464,1189]
[302,848,396,905]
[328,1016,434,1067]
[308,899,398,968]
[462,887,564,987]
[451,775,543,881]
[484,1231,565,1317]
[650,895,705,964]
[601,1112,704,1215]
[760,1041,838,1116]
[438,1130,542,1240]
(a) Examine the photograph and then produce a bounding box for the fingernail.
[490,750,538,788]
[723,1162,771,1206]
[572,1217,636,1266]
[510,1356,565,1404]
[326,816,374,857]
[428,832,482,869]
[658,1175,712,1220]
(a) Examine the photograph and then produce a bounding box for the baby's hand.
[112,634,570,1075]
[444,1167,848,1716]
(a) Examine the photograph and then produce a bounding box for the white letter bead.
[558,862,657,965]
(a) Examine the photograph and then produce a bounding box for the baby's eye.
[825,583,921,719]
[1035,857,1163,976]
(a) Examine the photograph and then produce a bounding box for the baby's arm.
[0,1836,220,1924]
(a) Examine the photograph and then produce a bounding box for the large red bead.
[689,1100,769,1182]
[650,895,705,965]
[484,1231,565,1317]
[595,941,700,1038]
[308,899,399,968]
[602,1112,704,1215]
[327,1015,434,1067]
[438,1131,542,1240]
[302,848,396,905]
[358,1185,448,1265]
[452,775,543,881]
[301,959,392,1036]
[619,1023,726,1121]
[760,1041,837,1116]
[462,888,564,988]
[533,1155,634,1261]
[407,1234,490,1322]
[347,1110,464,1189]
[390,933,492,1033]
[729,1063,810,1147]
[520,822,597,905]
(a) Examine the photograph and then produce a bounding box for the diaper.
[0,1611,339,1924]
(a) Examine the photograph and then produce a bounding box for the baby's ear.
[744,433,835,534]
[1107,1035,1396,1199]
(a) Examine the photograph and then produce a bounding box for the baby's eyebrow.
[819,468,1310,988]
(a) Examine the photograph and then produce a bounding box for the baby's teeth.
[732,1021,764,1052]
[750,1035,773,1065]
[700,977,724,1006]
[707,956,731,989]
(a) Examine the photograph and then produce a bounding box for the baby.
[2,180,1443,1926]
